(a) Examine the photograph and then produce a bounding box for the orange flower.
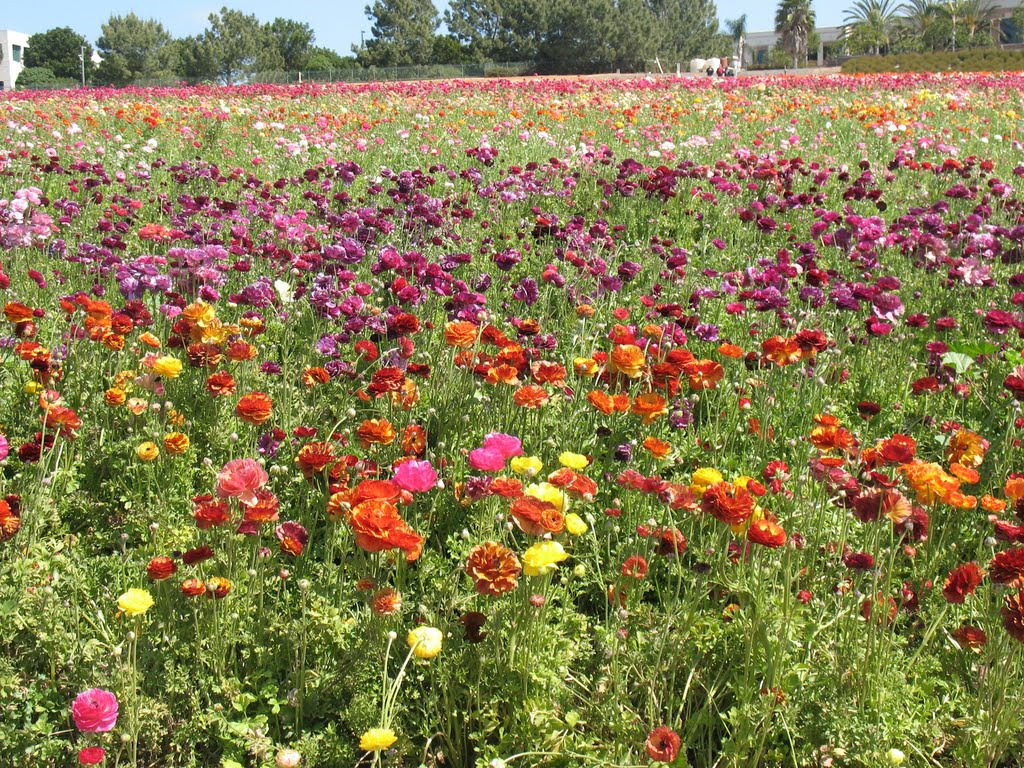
[0,499,21,541]
[587,390,615,415]
[809,425,857,452]
[747,518,787,548]
[609,344,646,378]
[513,385,549,408]
[225,340,258,362]
[946,429,989,468]
[509,496,563,536]
[702,482,755,526]
[301,366,330,387]
[485,364,521,385]
[761,336,801,366]
[465,541,522,596]
[348,499,423,561]
[235,392,273,425]
[206,370,236,397]
[631,393,668,424]
[104,388,127,407]
[401,424,427,457]
[641,437,672,459]
[357,419,396,448]
[532,361,567,386]
[139,332,161,348]
[3,302,34,324]
[295,441,337,477]
[717,342,744,358]
[444,321,479,347]
[687,360,723,390]
[576,303,595,318]
[371,587,403,616]
[163,432,190,455]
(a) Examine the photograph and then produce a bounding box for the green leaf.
[941,352,974,375]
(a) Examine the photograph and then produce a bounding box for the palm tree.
[844,0,901,54]
[775,0,816,69]
[939,0,995,50]
[898,0,942,49]
[725,14,747,67]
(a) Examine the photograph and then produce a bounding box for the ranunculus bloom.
[117,588,153,617]
[522,540,569,576]
[393,460,437,493]
[360,727,398,752]
[407,625,443,658]
[275,521,309,557]
[147,556,176,581]
[469,447,506,472]
[235,391,273,425]
[481,432,523,458]
[0,433,9,462]
[216,458,269,506]
[645,725,681,763]
[78,746,106,765]
[466,541,522,596]
[72,688,119,732]
[943,562,986,603]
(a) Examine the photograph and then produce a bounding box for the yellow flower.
[559,451,589,470]
[118,588,154,617]
[510,456,543,477]
[525,482,567,512]
[690,467,724,496]
[522,540,569,576]
[407,626,443,659]
[573,357,599,377]
[113,370,136,389]
[151,355,182,379]
[163,432,190,455]
[136,442,160,462]
[359,727,397,752]
[23,381,42,394]
[565,513,589,536]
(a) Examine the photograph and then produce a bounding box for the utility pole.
[361,30,365,50]
[80,46,85,87]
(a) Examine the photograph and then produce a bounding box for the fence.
[32,61,536,91]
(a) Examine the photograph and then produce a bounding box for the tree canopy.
[95,14,177,86]
[24,27,95,83]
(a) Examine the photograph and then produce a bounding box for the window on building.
[13,45,22,62]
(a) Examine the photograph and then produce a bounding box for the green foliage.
[267,18,316,72]
[14,66,77,89]
[24,27,94,83]
[95,13,177,87]
[304,47,357,72]
[360,0,440,66]
[842,47,1024,73]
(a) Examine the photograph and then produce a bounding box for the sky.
[2,1,847,62]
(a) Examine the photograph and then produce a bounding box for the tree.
[1008,5,1024,44]
[95,13,177,86]
[653,0,722,66]
[175,36,219,82]
[843,0,901,55]
[444,0,548,62]
[938,0,995,50]
[897,0,945,51]
[361,0,440,66]
[24,27,95,83]
[305,47,357,72]
[536,0,617,74]
[725,13,748,65]
[201,7,283,84]
[775,0,816,68]
[16,66,77,89]
[268,18,315,71]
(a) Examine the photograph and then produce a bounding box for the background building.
[0,30,29,90]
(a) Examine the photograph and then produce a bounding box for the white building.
[0,30,29,91]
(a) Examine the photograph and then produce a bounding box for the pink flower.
[216,458,269,506]
[393,460,438,493]
[482,432,523,458]
[78,746,106,765]
[469,447,506,472]
[72,689,118,732]
[0,433,8,462]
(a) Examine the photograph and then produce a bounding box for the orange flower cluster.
[899,461,976,508]
[348,499,423,562]
[701,483,755,527]
[509,496,564,536]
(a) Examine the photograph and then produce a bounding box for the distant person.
[706,66,714,77]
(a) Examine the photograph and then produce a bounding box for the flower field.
[3,72,1024,767]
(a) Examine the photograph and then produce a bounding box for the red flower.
[942,562,985,603]
[747,518,787,548]
[1002,589,1024,643]
[990,546,1024,587]
[644,725,681,763]
[147,556,177,581]
[843,551,875,570]
[78,746,106,765]
[621,555,649,579]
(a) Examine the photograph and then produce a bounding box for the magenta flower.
[72,688,118,732]
[0,434,8,462]
[482,432,523,459]
[393,460,438,493]
[216,458,269,506]
[468,447,506,472]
